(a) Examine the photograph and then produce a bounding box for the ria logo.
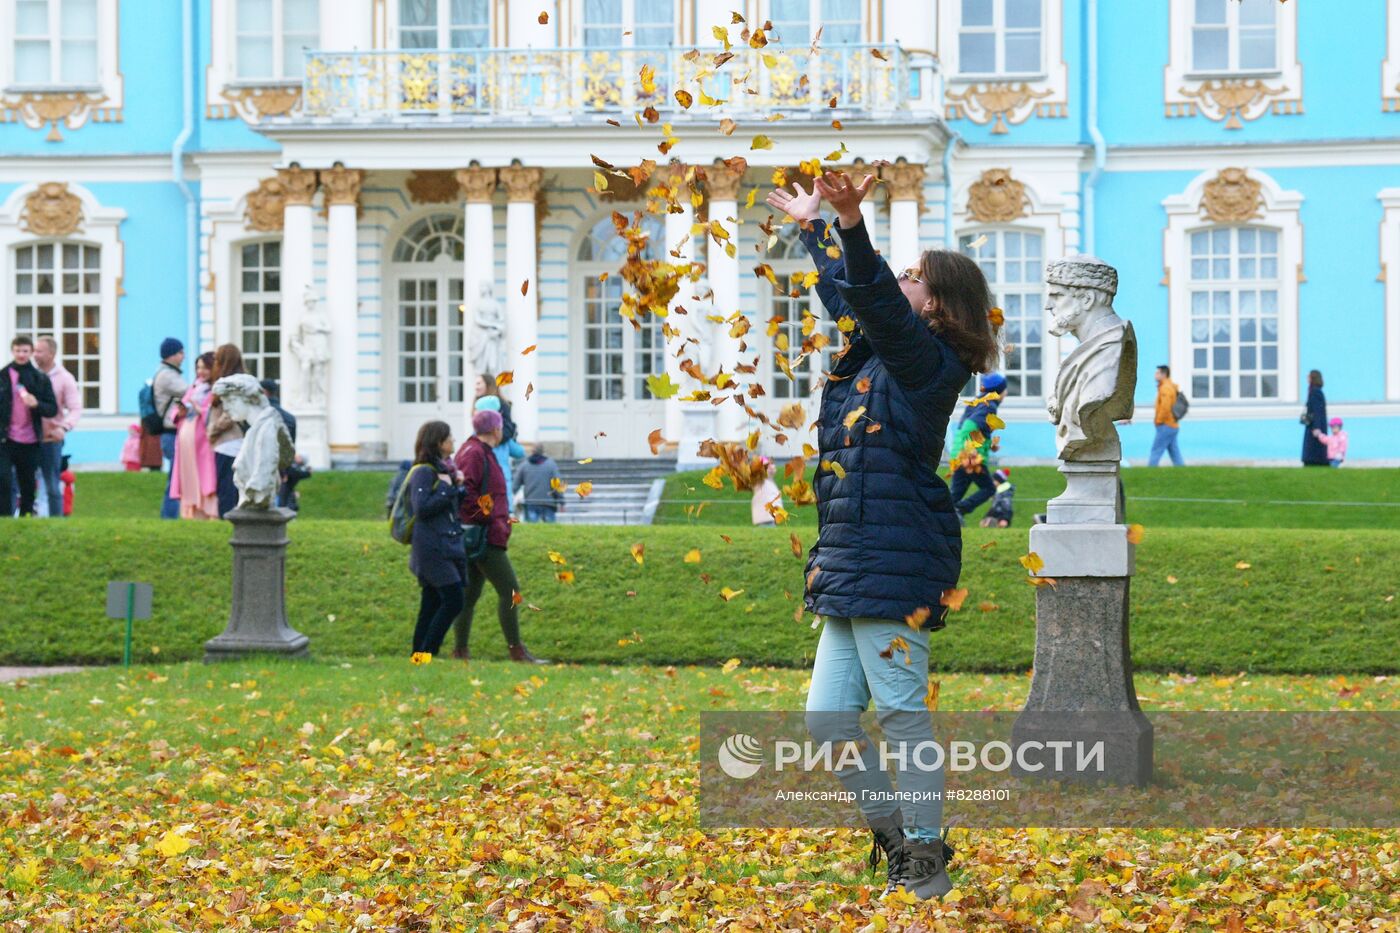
[717,733,764,779]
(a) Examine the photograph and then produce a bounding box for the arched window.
[1186,226,1281,400]
[237,240,282,381]
[392,213,465,263]
[389,213,466,405]
[12,241,101,409]
[576,213,665,401]
[960,228,1044,398]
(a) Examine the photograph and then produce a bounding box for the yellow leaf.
[646,372,680,398]
[719,586,744,602]
[1235,561,1251,570]
[155,829,192,858]
[639,63,657,94]
[593,171,609,191]
[721,657,741,673]
[684,548,702,563]
[842,405,866,429]
[744,185,757,208]
[477,493,493,516]
[576,481,593,498]
[556,570,575,585]
[820,459,846,479]
[924,679,941,711]
[1020,551,1046,575]
[547,550,569,566]
[1166,574,1179,584]
[674,89,693,109]
[825,244,841,259]
[750,134,774,150]
[986,413,1006,430]
[495,371,514,387]
[939,587,969,612]
[630,542,645,564]
[549,477,565,493]
[1126,523,1145,544]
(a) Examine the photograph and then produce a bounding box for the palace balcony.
[290,43,939,127]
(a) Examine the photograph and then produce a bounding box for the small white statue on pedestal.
[213,373,296,511]
[469,281,506,379]
[1044,255,1137,463]
[290,285,331,408]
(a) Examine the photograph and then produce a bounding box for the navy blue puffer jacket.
[799,219,970,628]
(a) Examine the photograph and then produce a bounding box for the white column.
[322,163,363,459]
[456,166,498,434]
[499,164,542,445]
[884,161,926,273]
[276,165,322,465]
[706,159,746,442]
[663,162,694,443]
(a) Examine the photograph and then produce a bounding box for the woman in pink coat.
[171,352,219,519]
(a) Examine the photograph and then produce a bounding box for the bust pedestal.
[204,507,310,661]
[293,409,329,470]
[1014,465,1153,786]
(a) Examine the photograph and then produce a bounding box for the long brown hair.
[917,249,1001,375]
[210,344,245,382]
[414,420,453,466]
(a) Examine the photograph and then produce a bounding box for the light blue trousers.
[805,616,944,841]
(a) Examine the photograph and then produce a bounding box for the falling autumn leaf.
[520,280,529,296]
[939,587,969,612]
[905,606,931,630]
[986,413,1006,430]
[1020,552,1046,575]
[525,382,534,400]
[495,371,514,387]
[924,679,941,711]
[647,428,666,455]
[842,406,866,429]
[674,89,693,109]
[1127,523,1145,544]
[719,117,738,136]
[521,344,537,355]
[477,494,493,516]
[988,306,1005,327]
[870,47,889,61]
[537,11,548,24]
[576,481,593,499]
[750,134,774,150]
[789,533,803,557]
[630,542,645,565]
[550,477,565,494]
[819,460,846,479]
[646,373,680,399]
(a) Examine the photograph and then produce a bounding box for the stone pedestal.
[204,507,309,661]
[292,409,329,470]
[676,404,719,470]
[1045,460,1123,524]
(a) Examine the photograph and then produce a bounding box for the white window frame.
[1165,0,1301,125]
[763,222,841,403]
[235,238,284,382]
[768,0,864,47]
[394,0,490,50]
[958,226,1049,402]
[955,0,1043,78]
[1186,0,1277,75]
[938,0,1067,130]
[1384,0,1400,112]
[7,0,100,87]
[12,241,104,410]
[1163,169,1303,408]
[232,0,321,81]
[1381,188,1400,399]
[0,0,121,133]
[0,182,124,414]
[576,0,678,47]
[206,0,333,123]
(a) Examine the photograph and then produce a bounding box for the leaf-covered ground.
[3,660,1396,930]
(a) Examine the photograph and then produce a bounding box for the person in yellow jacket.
[1149,365,1184,466]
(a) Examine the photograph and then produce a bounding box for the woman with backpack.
[768,171,1000,902]
[453,408,548,664]
[404,419,467,658]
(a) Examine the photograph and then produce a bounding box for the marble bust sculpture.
[212,373,296,510]
[1043,255,1137,462]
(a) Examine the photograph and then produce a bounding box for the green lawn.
[2,659,1395,928]
[2,518,1396,673]
[74,468,392,521]
[656,465,1400,529]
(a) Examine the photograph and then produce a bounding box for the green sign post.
[105,582,153,668]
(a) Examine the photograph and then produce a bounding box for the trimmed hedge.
[1,519,1395,673]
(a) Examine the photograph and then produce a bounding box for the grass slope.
[2,520,1395,673]
[656,465,1400,529]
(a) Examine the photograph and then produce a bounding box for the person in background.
[453,408,549,665]
[474,394,525,512]
[205,344,246,517]
[949,371,1006,521]
[153,337,188,519]
[33,335,82,518]
[1149,364,1184,467]
[120,424,143,472]
[1314,416,1348,468]
[171,351,219,520]
[515,443,564,523]
[1301,369,1329,467]
[474,373,517,443]
[979,468,1015,528]
[0,336,58,517]
[260,379,297,444]
[750,456,783,526]
[406,420,467,658]
[60,456,74,516]
[260,379,308,509]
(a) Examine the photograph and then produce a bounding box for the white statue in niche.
[681,276,718,375]
[290,285,331,407]
[469,280,506,379]
[213,374,295,510]
[1044,255,1138,463]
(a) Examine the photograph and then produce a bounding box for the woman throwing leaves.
[768,171,1000,901]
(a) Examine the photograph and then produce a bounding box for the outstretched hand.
[813,171,876,230]
[765,181,822,224]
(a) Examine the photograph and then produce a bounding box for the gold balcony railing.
[299,44,931,123]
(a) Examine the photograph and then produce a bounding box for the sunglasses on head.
[898,267,924,284]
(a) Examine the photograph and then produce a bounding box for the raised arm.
[765,183,850,322]
[816,171,946,390]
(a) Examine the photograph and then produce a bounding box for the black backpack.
[1171,392,1189,421]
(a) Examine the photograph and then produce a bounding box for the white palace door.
[387,214,468,458]
[570,214,667,458]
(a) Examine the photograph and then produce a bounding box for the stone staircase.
[552,457,675,525]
